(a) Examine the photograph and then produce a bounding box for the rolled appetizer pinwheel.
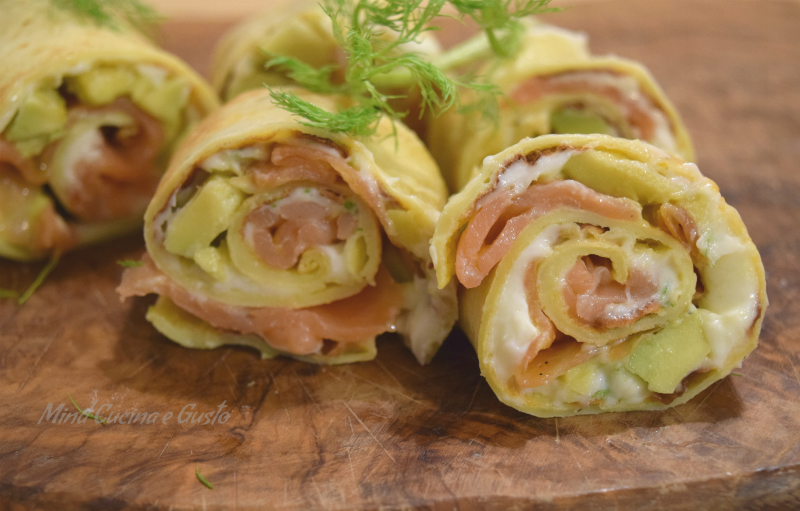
[211,2,441,102]
[427,23,694,192]
[118,88,457,365]
[0,0,219,261]
[432,134,766,416]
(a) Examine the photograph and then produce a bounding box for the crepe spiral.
[119,88,457,365]
[432,134,766,417]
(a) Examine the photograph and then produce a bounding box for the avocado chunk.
[131,75,188,137]
[193,246,226,281]
[562,150,677,204]
[66,66,137,106]
[5,89,67,141]
[625,312,710,394]
[562,360,605,396]
[164,176,244,258]
[551,108,614,136]
[67,65,188,139]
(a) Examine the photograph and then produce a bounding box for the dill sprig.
[0,254,60,306]
[449,0,559,58]
[49,0,163,34]
[267,0,554,136]
[68,393,108,425]
[117,259,143,268]
[196,468,214,490]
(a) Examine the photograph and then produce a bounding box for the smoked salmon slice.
[118,256,403,356]
[456,179,640,289]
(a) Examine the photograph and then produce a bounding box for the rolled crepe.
[0,0,219,261]
[119,87,457,365]
[210,2,440,133]
[211,2,341,102]
[427,23,694,192]
[432,134,766,416]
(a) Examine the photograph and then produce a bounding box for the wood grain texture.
[1,0,800,509]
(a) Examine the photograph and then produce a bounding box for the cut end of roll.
[434,134,766,417]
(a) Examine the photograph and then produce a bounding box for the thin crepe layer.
[432,134,766,417]
[211,2,341,101]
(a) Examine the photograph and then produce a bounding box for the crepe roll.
[0,0,219,261]
[119,88,457,365]
[427,23,694,192]
[211,1,441,102]
[431,134,766,416]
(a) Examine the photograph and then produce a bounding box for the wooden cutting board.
[1,1,799,509]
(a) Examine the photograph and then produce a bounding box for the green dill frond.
[449,0,559,57]
[117,259,143,268]
[267,0,556,136]
[196,468,214,489]
[49,0,163,34]
[263,54,343,95]
[269,88,382,136]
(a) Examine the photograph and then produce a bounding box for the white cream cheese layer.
[487,224,564,384]
[697,251,761,368]
[200,144,266,175]
[479,150,577,210]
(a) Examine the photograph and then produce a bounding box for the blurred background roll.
[0,0,219,261]
[427,23,694,192]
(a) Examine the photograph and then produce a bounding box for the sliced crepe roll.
[0,0,219,261]
[432,134,766,416]
[427,23,694,192]
[119,88,456,365]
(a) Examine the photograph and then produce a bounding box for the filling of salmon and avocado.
[507,70,678,156]
[0,63,201,259]
[450,144,762,412]
[119,132,445,362]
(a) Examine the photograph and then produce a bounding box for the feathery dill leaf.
[267,0,554,136]
[449,0,560,57]
[269,88,381,136]
[263,54,344,95]
[49,0,162,34]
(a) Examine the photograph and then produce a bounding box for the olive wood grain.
[1,1,799,509]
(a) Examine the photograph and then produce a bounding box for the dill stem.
[370,67,414,88]
[432,33,493,72]
[196,468,214,489]
[68,393,107,424]
[17,253,60,305]
[371,35,493,89]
